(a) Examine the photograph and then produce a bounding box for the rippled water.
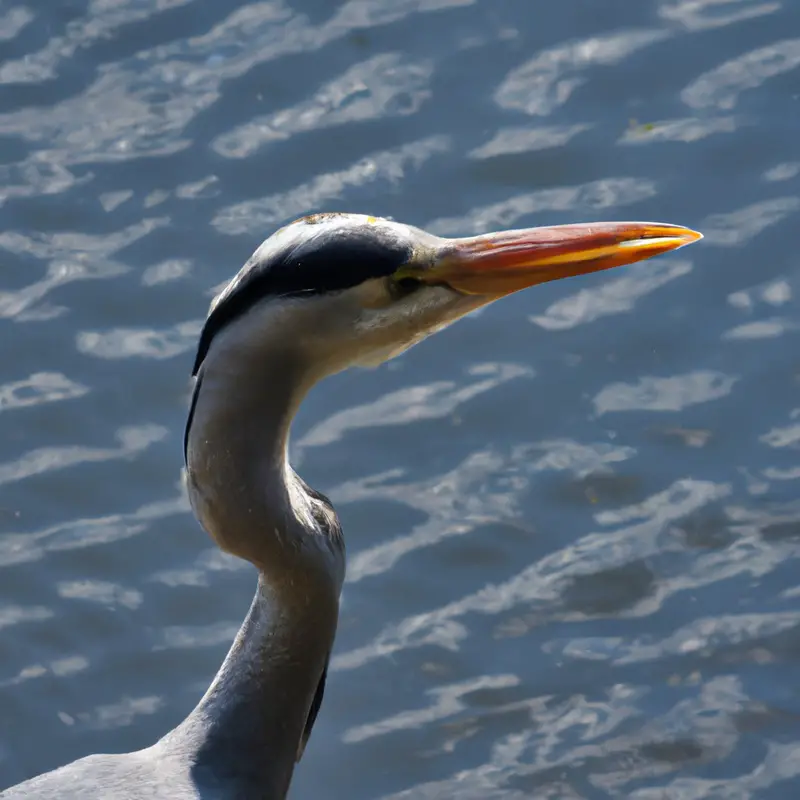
[1,1,799,797]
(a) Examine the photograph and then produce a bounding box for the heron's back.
[1,747,215,799]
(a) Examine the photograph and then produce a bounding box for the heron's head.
[193,213,701,382]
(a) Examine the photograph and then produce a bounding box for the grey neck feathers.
[175,335,344,797]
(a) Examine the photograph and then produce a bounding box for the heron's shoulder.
[0,750,199,799]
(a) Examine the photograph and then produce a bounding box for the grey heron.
[1,213,701,799]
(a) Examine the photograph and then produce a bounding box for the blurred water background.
[1,1,799,797]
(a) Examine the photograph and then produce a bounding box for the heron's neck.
[185,354,308,562]
[176,349,342,795]
[171,575,337,797]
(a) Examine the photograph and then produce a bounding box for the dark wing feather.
[297,660,329,762]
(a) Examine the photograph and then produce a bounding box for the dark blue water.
[1,1,799,797]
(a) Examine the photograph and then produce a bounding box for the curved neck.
[185,351,308,569]
[175,341,344,796]
[171,576,337,797]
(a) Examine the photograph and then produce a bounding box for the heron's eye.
[390,275,423,300]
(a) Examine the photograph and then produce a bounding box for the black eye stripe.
[191,228,413,375]
[396,276,422,290]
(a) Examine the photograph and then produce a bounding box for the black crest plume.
[191,215,413,376]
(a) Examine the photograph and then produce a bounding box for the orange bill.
[416,222,702,296]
